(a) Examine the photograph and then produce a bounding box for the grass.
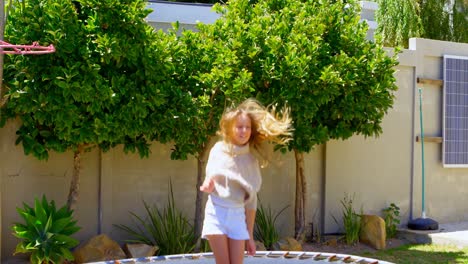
[361,244,468,264]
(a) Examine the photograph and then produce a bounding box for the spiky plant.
[12,195,81,264]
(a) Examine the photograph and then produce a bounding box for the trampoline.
[88,251,394,264]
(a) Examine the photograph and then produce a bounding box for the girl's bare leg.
[207,235,230,264]
[228,238,245,264]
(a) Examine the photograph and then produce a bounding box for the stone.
[123,243,158,258]
[73,234,127,263]
[360,214,386,250]
[272,237,303,251]
[255,241,266,251]
[324,238,338,247]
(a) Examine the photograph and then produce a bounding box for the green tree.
[375,0,423,48]
[192,0,398,239]
[1,0,189,210]
[376,0,467,47]
[450,0,468,43]
[166,22,256,241]
[419,0,452,41]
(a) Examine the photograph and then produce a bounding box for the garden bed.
[302,236,410,255]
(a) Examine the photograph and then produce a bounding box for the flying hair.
[218,98,293,149]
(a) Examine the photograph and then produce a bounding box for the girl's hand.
[246,238,256,256]
[199,178,214,193]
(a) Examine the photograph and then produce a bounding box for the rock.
[324,238,338,247]
[272,237,303,251]
[73,234,127,263]
[360,214,386,250]
[255,241,266,251]
[123,243,158,258]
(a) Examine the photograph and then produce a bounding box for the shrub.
[12,195,80,264]
[114,182,196,255]
[333,194,362,245]
[382,203,400,238]
[254,200,289,250]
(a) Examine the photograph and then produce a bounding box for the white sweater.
[205,141,262,210]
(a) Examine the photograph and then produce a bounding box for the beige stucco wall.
[1,128,323,261]
[408,39,468,224]
[324,62,415,233]
[0,121,99,260]
[98,141,323,245]
[324,38,468,234]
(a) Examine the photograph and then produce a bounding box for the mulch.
[301,237,410,255]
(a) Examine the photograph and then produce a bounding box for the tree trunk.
[67,145,83,211]
[194,143,209,249]
[294,149,306,241]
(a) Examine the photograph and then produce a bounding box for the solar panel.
[443,55,468,167]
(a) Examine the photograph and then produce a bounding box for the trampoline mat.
[88,251,394,264]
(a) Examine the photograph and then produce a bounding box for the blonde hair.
[218,98,293,149]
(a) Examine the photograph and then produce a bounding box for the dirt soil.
[301,236,409,255]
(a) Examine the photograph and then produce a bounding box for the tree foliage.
[2,0,189,159]
[375,0,423,48]
[165,19,258,239]
[190,0,398,238]
[419,0,452,42]
[1,0,192,209]
[206,0,398,152]
[451,0,468,43]
[168,19,258,160]
[376,0,468,47]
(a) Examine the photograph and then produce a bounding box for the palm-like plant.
[332,194,362,245]
[254,200,289,250]
[114,181,196,255]
[12,195,81,264]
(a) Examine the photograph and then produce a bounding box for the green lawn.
[360,244,468,264]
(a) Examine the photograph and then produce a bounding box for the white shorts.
[201,197,249,240]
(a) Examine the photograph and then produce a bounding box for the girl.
[200,98,292,264]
